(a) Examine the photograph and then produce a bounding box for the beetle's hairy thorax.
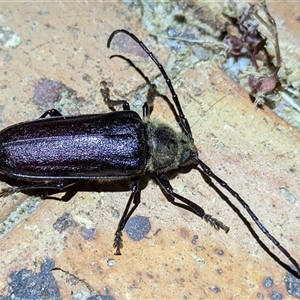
[145,120,197,174]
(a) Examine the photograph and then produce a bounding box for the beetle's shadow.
[0,171,298,277]
[0,174,149,202]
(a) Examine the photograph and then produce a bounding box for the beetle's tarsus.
[204,214,230,233]
[114,231,123,255]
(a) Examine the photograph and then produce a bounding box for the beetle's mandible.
[0,29,299,275]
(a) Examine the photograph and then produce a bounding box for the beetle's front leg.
[114,177,141,255]
[100,81,130,111]
[155,173,230,233]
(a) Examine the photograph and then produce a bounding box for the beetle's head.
[146,121,198,174]
[177,133,198,167]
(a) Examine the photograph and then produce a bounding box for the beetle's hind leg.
[100,81,130,111]
[114,177,141,255]
[155,173,230,233]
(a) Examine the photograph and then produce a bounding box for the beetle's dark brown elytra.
[0,29,299,276]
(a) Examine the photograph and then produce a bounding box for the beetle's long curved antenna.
[110,54,151,85]
[195,155,300,275]
[107,29,192,137]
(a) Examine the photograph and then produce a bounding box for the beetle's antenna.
[107,29,192,137]
[195,155,300,275]
[110,54,151,85]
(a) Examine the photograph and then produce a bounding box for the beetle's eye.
[180,149,192,166]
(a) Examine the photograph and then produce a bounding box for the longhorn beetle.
[0,29,299,275]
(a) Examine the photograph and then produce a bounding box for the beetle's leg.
[39,109,63,118]
[155,173,230,233]
[0,181,76,197]
[100,81,130,111]
[114,177,140,255]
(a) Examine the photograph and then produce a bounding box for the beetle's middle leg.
[114,177,141,255]
[100,81,130,111]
